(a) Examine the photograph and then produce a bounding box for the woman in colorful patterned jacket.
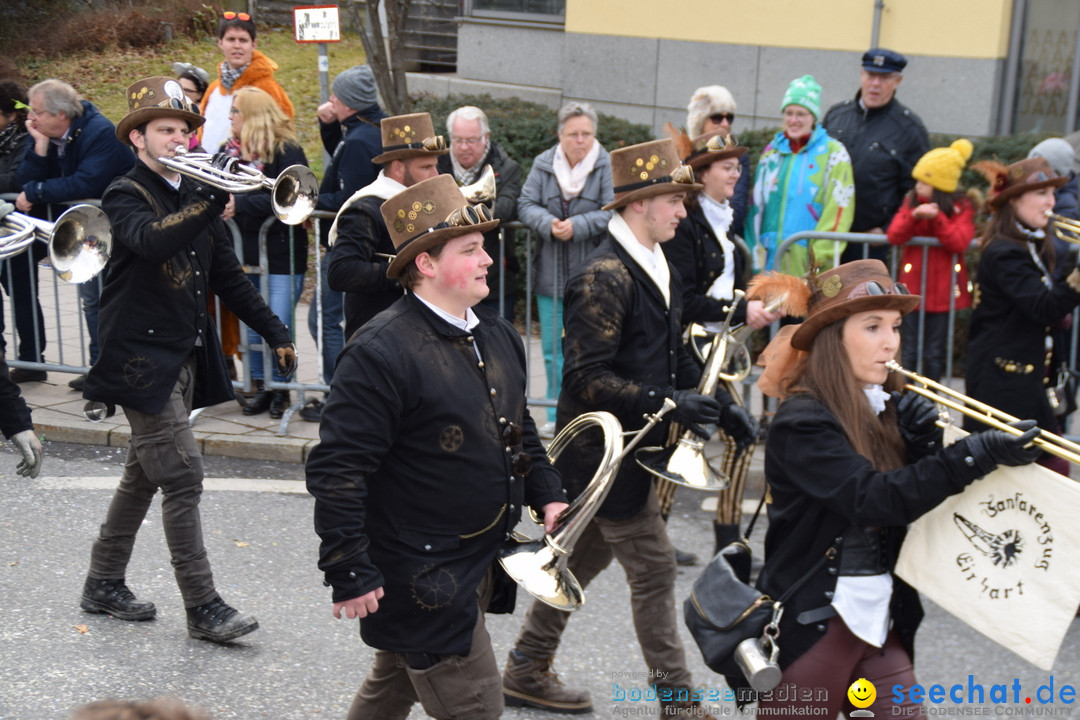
[746,75,855,275]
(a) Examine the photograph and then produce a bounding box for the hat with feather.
[665,124,747,171]
[973,157,1067,208]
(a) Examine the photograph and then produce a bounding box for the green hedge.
[411,92,654,177]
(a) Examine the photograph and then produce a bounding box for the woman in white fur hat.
[687,85,750,238]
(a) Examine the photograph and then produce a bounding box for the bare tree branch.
[345,0,411,115]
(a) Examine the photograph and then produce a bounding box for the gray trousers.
[514,486,694,689]
[347,571,503,720]
[87,357,217,607]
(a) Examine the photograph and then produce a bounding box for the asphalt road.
[1,441,1077,719]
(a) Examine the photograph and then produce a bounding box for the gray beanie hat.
[332,65,377,111]
[1028,138,1076,178]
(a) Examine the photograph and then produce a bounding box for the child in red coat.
[887,139,976,382]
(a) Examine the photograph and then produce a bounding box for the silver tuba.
[0,204,112,284]
[158,148,319,225]
[498,399,677,611]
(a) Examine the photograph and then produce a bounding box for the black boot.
[268,390,291,419]
[81,577,156,621]
[713,522,743,555]
[186,595,258,643]
[242,380,270,415]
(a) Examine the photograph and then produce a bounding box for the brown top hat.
[371,112,449,164]
[115,76,204,145]
[381,174,500,279]
[683,130,748,171]
[603,138,702,211]
[983,156,1068,208]
[790,259,921,350]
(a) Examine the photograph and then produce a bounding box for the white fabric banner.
[895,425,1080,670]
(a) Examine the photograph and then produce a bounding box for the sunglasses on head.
[708,112,735,124]
[848,280,910,299]
[446,202,493,228]
[222,11,251,20]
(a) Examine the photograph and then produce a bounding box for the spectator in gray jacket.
[517,101,613,435]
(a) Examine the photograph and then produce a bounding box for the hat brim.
[386,218,500,279]
[602,182,704,211]
[372,147,450,165]
[988,176,1069,207]
[116,108,205,145]
[685,146,748,171]
[790,294,922,351]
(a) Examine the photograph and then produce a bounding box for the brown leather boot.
[502,649,592,714]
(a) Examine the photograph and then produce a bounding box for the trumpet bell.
[634,436,731,491]
[459,164,497,205]
[272,164,320,226]
[497,532,585,611]
[49,205,113,284]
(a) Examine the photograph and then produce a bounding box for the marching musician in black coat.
[502,139,757,718]
[80,77,295,644]
[966,157,1080,477]
[747,259,1041,715]
[306,175,566,720]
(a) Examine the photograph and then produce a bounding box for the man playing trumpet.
[502,139,756,718]
[80,77,296,644]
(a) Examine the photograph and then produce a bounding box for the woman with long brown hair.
[966,157,1080,476]
[744,260,1041,715]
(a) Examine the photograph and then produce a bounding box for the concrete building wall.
[420,20,1006,138]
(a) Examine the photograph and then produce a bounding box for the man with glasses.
[326,112,445,340]
[823,48,929,264]
[14,79,134,384]
[437,105,522,320]
[199,11,293,155]
[307,174,567,720]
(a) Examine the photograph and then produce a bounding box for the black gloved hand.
[891,390,943,451]
[194,184,229,215]
[720,402,759,456]
[961,420,1041,473]
[274,343,298,377]
[210,152,237,173]
[671,390,722,439]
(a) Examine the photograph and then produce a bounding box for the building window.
[1014,0,1080,133]
[469,0,565,22]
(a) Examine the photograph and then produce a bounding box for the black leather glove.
[671,390,722,439]
[210,152,237,173]
[720,402,759,456]
[194,184,229,215]
[960,420,1042,473]
[891,390,943,451]
[274,343,298,377]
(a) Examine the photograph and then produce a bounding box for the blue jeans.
[536,294,563,423]
[246,273,303,382]
[307,253,344,384]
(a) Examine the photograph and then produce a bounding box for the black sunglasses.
[708,112,735,124]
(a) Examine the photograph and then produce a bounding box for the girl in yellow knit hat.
[886,138,976,382]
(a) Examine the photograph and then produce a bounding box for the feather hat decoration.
[664,122,694,164]
[973,157,1067,208]
[746,271,811,319]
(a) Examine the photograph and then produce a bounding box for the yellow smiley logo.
[847,678,876,709]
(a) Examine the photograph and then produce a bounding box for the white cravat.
[608,213,670,307]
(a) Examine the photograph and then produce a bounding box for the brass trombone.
[886,360,1080,465]
[0,205,112,283]
[498,399,677,611]
[1047,210,1080,245]
[158,147,319,225]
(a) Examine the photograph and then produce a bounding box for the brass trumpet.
[158,148,319,225]
[0,205,112,284]
[1046,210,1080,245]
[498,399,677,611]
[886,360,1080,465]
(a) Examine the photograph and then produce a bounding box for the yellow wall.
[566,0,1013,59]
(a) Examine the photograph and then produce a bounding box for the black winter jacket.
[965,235,1080,434]
[822,94,929,233]
[327,194,401,340]
[306,294,565,655]
[760,394,995,669]
[232,141,309,274]
[84,161,291,414]
[557,236,703,520]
